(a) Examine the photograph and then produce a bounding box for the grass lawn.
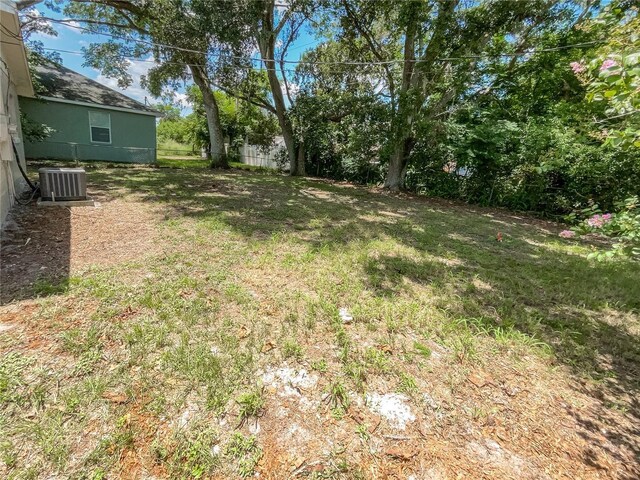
[1,162,638,479]
[156,155,279,173]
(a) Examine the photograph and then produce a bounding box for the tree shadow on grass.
[86,166,640,470]
[362,249,639,473]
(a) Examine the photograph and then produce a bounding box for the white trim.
[89,110,112,144]
[0,2,34,97]
[37,95,162,117]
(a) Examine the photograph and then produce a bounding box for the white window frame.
[88,111,112,144]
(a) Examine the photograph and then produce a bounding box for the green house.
[19,61,161,164]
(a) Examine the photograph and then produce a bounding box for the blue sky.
[29,4,318,114]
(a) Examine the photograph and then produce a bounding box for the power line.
[0,40,386,82]
[39,16,604,67]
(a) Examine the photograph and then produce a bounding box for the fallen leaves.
[384,445,416,461]
[102,392,128,404]
[261,341,275,353]
[468,372,495,388]
[238,325,252,339]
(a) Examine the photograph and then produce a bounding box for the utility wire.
[0,40,385,79]
[38,16,604,67]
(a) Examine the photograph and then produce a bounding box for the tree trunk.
[293,139,306,176]
[384,135,412,191]
[256,4,301,176]
[261,52,300,175]
[189,64,228,169]
[382,1,453,190]
[383,8,418,191]
[278,116,299,174]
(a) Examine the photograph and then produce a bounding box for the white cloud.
[95,57,153,105]
[172,92,190,109]
[58,20,82,33]
[25,9,56,39]
[282,81,299,99]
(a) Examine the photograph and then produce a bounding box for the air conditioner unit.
[39,168,88,201]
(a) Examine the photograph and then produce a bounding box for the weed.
[344,361,367,392]
[398,372,419,396]
[61,326,102,356]
[225,432,262,478]
[33,278,69,296]
[165,427,219,479]
[448,332,478,363]
[0,439,17,469]
[363,347,390,373]
[326,378,350,410]
[311,359,328,373]
[355,423,370,442]
[236,389,265,421]
[413,341,432,358]
[31,411,70,469]
[0,352,33,404]
[282,340,304,360]
[73,349,103,376]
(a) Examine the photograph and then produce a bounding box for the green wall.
[19,97,157,163]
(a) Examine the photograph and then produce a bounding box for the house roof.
[31,61,161,116]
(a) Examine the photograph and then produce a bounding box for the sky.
[28,4,318,115]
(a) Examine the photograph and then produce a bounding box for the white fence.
[239,136,288,170]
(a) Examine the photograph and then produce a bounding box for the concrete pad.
[37,198,95,207]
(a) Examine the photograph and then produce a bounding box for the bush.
[565,196,640,260]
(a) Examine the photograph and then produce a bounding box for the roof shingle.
[32,61,159,115]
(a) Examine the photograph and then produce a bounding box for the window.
[89,111,111,143]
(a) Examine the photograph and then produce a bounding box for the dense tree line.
[22,0,640,216]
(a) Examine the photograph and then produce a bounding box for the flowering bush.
[565,196,640,260]
[570,5,639,149]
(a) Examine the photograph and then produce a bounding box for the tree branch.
[50,17,149,35]
[214,83,277,114]
[341,0,396,106]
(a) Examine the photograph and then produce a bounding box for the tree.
[324,0,590,190]
[571,1,640,148]
[62,0,250,168]
[184,85,280,157]
[206,0,312,175]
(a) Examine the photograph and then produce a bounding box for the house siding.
[1,63,28,227]
[19,97,157,163]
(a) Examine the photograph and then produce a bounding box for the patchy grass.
[157,156,279,172]
[157,156,210,169]
[1,164,639,479]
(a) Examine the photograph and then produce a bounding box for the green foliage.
[236,389,265,420]
[574,4,639,148]
[20,112,54,143]
[571,196,640,260]
[156,87,279,156]
[225,433,262,478]
[282,340,304,360]
[325,378,350,410]
[289,0,638,215]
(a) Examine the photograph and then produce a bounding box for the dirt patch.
[1,183,163,303]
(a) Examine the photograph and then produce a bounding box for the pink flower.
[570,62,585,74]
[600,59,617,71]
[559,230,576,238]
[586,213,613,228]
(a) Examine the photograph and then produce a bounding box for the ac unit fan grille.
[39,168,88,201]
